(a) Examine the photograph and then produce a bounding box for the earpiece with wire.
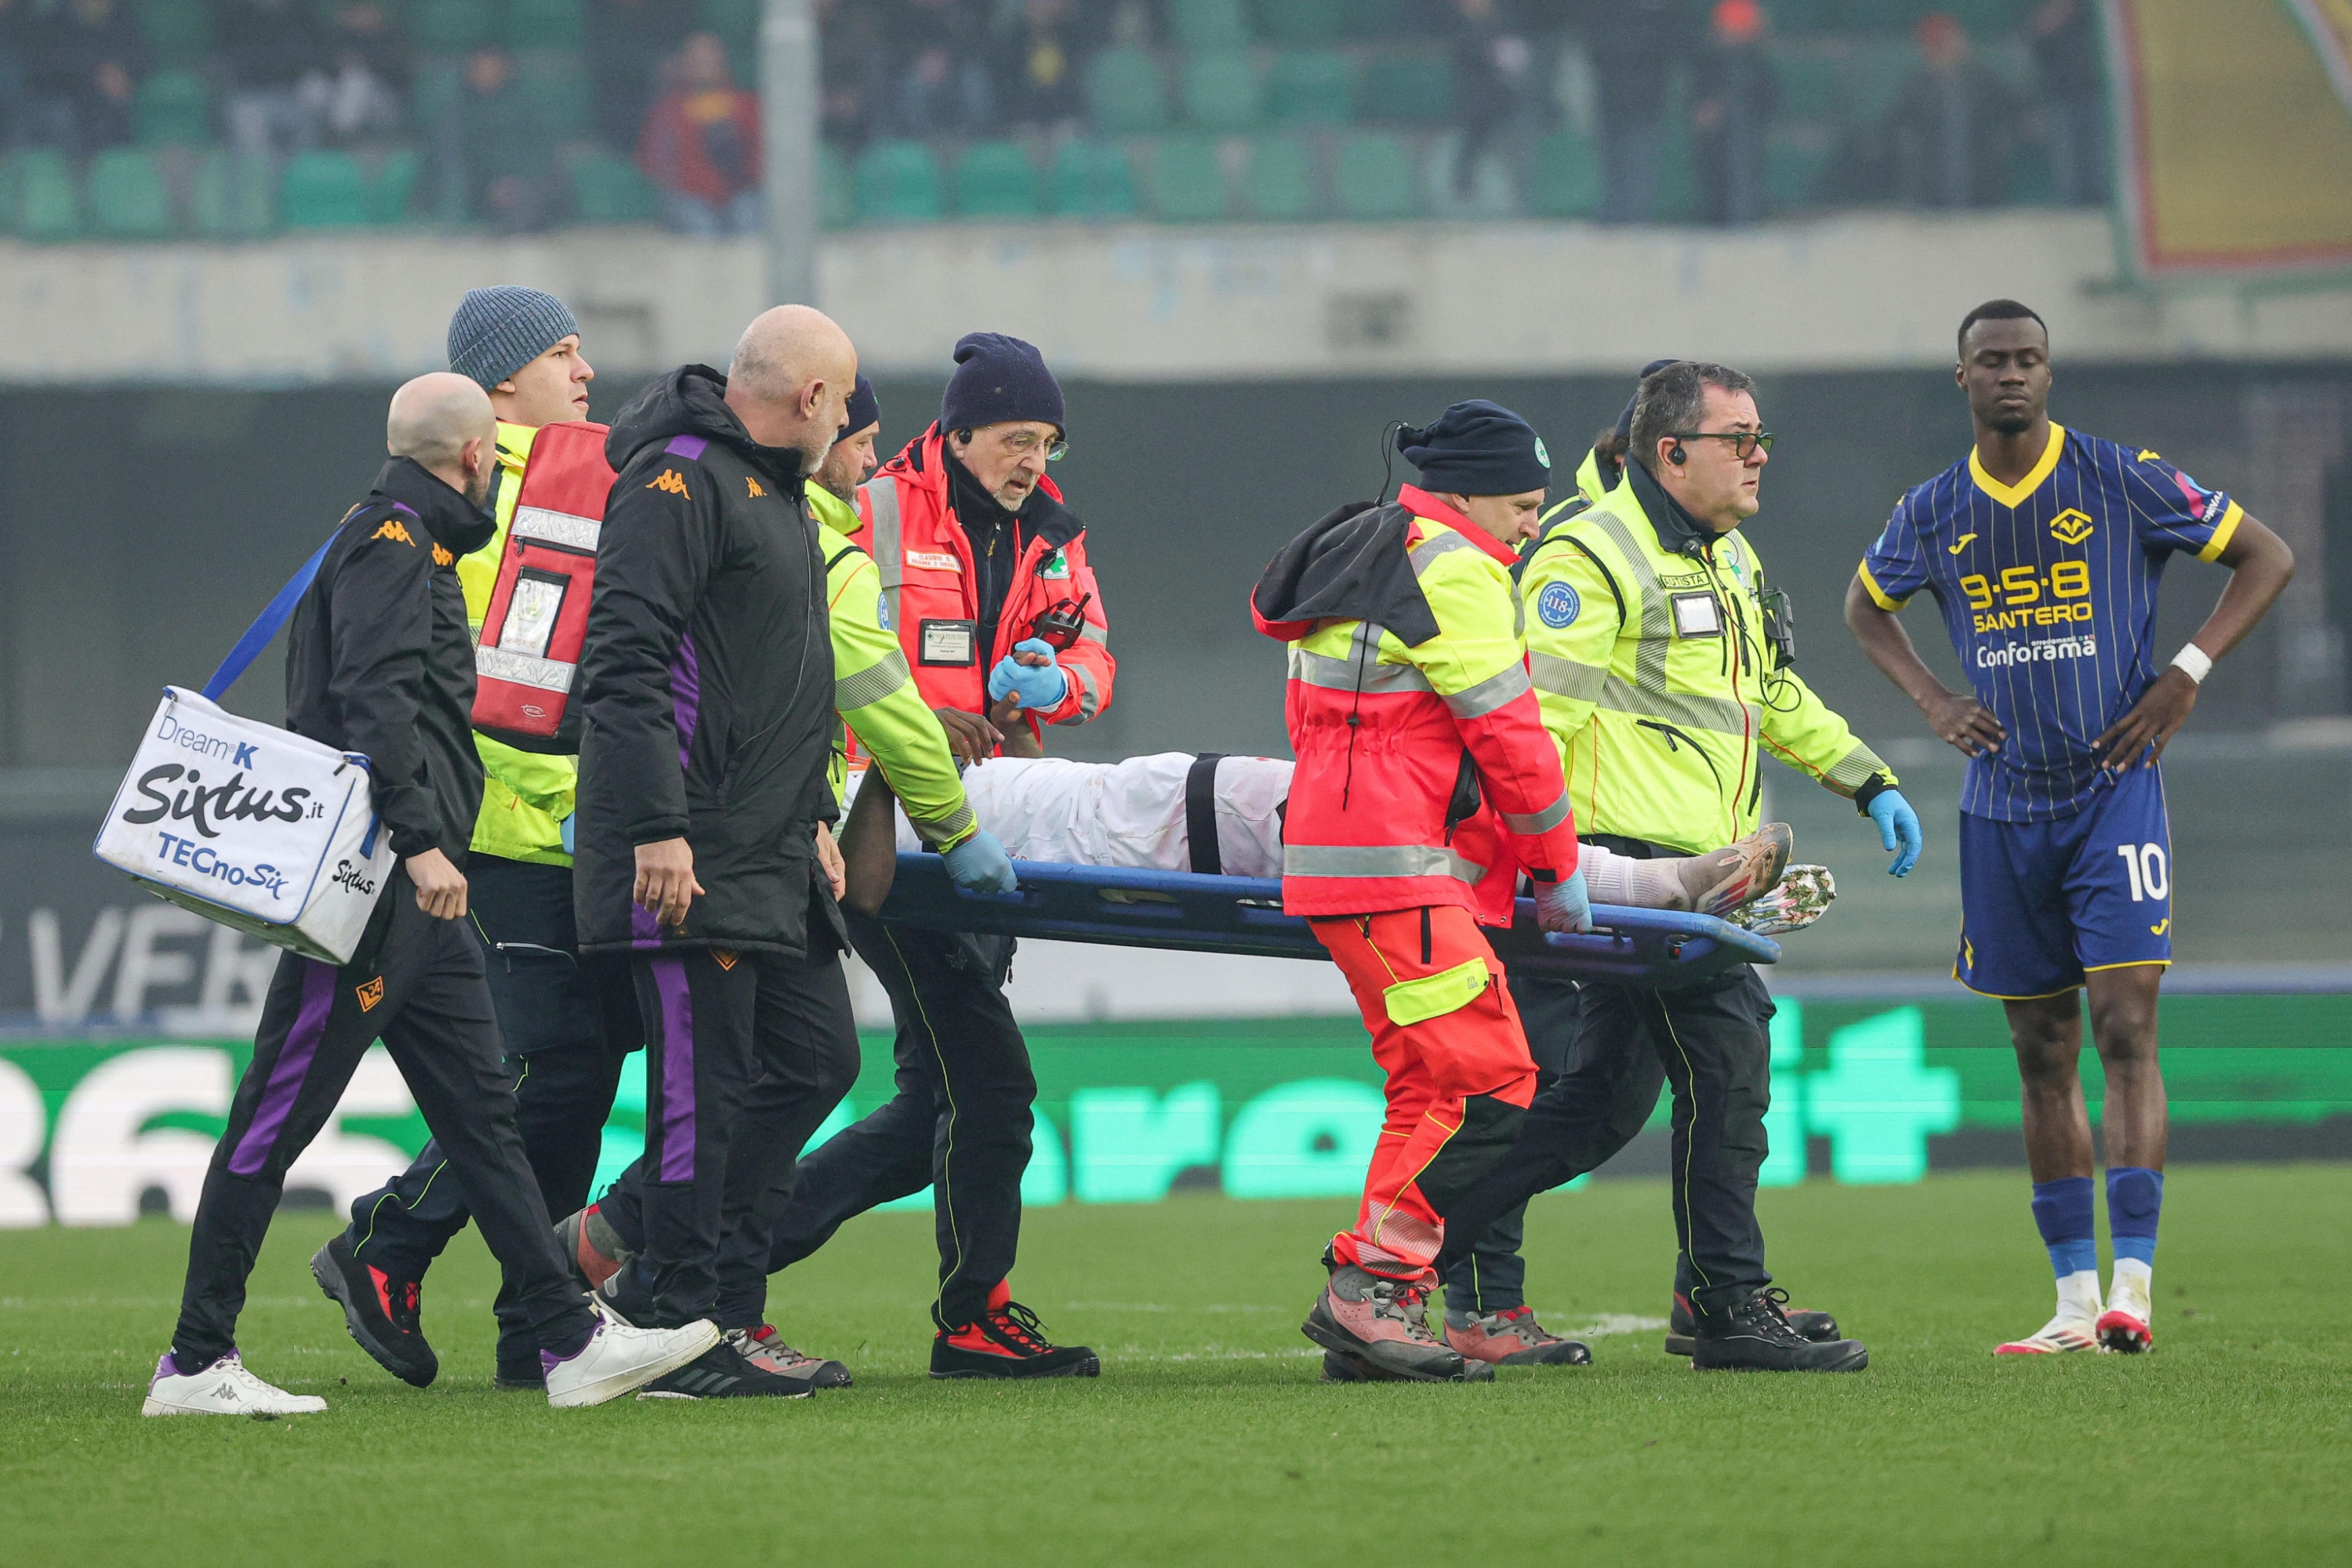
[1376,419,1412,506]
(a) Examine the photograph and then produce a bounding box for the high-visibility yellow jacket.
[808,482,975,847]
[1519,458,1893,855]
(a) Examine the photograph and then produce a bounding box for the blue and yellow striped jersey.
[1858,422,2241,823]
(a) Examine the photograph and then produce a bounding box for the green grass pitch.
[2,1165,2347,1566]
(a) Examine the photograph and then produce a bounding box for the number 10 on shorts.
[2117,842,2169,902]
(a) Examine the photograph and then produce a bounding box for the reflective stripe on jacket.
[851,423,1113,744]
[1254,485,1578,920]
[1519,461,1893,855]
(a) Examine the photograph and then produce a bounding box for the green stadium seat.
[820,140,854,228]
[1241,132,1316,219]
[0,158,15,235]
[1653,112,1697,222]
[11,151,82,240]
[954,140,1040,219]
[411,0,493,53]
[699,0,761,52]
[1181,49,1262,133]
[507,0,587,50]
[1145,135,1228,220]
[366,148,422,224]
[1764,0,1838,31]
[1359,50,1451,126]
[136,0,212,55]
[1841,39,1917,127]
[1527,125,1601,218]
[570,150,659,223]
[854,140,944,223]
[191,149,276,236]
[1259,0,1345,45]
[87,148,174,238]
[1167,0,1250,49]
[1766,42,1841,114]
[1050,139,1136,219]
[1086,46,1171,136]
[1765,125,1832,212]
[134,68,212,147]
[515,50,593,139]
[1334,130,1417,218]
[1266,49,1352,126]
[281,151,371,228]
[1343,0,1404,38]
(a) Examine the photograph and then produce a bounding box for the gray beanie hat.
[447,285,580,390]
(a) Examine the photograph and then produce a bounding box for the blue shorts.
[1955,764,2172,999]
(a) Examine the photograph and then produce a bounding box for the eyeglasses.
[996,428,1069,462]
[1671,430,1775,459]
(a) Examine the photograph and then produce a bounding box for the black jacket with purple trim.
[573,365,843,959]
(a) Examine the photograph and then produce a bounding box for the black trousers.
[764,918,1035,1331]
[1436,963,1773,1321]
[593,952,858,1330]
[343,857,637,1373]
[172,877,595,1367]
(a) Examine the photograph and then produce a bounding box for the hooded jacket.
[573,365,842,959]
[283,457,499,865]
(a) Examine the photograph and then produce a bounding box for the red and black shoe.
[310,1233,437,1388]
[930,1281,1100,1380]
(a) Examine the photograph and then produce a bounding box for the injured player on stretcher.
[840,752,1835,934]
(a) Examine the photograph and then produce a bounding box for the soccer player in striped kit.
[1846,300,2294,1356]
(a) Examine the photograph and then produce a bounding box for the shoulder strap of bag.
[201,531,338,702]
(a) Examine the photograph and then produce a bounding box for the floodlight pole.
[761,0,820,307]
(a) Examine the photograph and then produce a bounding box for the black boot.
[310,1234,437,1388]
[1666,1289,1840,1356]
[1690,1287,1867,1372]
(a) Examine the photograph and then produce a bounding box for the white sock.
[1576,843,1632,903]
[2056,1269,2103,1322]
[2109,1256,2153,1308]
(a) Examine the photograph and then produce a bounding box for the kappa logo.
[746,476,767,499]
[713,949,739,971]
[372,518,416,546]
[648,469,691,499]
[355,976,385,1012]
[2049,509,2094,546]
[1947,532,1977,554]
[431,543,454,566]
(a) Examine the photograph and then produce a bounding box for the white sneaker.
[141,1350,328,1417]
[543,1312,720,1409]
[1994,1310,2102,1356]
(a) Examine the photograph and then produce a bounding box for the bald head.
[387,372,497,505]
[724,304,858,470]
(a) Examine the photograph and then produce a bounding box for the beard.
[797,431,837,480]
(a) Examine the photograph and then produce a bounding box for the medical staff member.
[1252,403,1590,1385]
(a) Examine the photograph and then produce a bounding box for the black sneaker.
[636,1339,814,1399]
[1690,1287,1868,1372]
[1665,1290,1838,1356]
[931,1282,1100,1379]
[310,1233,437,1388]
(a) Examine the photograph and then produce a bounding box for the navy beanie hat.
[1396,400,1551,497]
[1613,358,1684,444]
[940,332,1065,435]
[448,285,580,391]
[842,375,880,436]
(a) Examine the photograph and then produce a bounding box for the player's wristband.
[2170,644,2213,685]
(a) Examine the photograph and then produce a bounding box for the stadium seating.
[507,0,586,51]
[1168,0,1251,50]
[820,141,855,228]
[366,149,422,225]
[1241,133,1317,220]
[1527,126,1602,219]
[1087,46,1171,136]
[1266,49,1353,127]
[191,149,275,238]
[281,151,371,229]
[569,150,661,223]
[1181,49,1264,133]
[1145,136,1229,221]
[955,140,1042,219]
[87,148,175,238]
[1261,0,1346,45]
[1051,140,1137,219]
[855,140,946,223]
[134,70,212,148]
[10,151,83,241]
[135,0,212,54]
[1766,125,1833,212]
[516,49,593,138]
[1334,132,1417,220]
[411,0,494,53]
[1359,51,1453,127]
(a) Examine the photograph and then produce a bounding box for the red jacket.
[851,423,1114,746]
[1251,487,1577,920]
[637,88,760,202]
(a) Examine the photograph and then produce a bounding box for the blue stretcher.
[876,854,1779,989]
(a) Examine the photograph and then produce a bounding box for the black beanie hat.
[842,375,879,437]
[1613,358,1683,444]
[940,332,1065,436]
[1396,400,1551,497]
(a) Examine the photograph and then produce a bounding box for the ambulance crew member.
[1437,361,1904,1371]
[318,287,647,1394]
[764,333,1110,1379]
[1250,405,1591,1385]
[568,307,864,1399]
[145,376,714,1417]
[561,376,1018,1393]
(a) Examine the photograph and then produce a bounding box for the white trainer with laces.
[142,1350,328,1417]
[543,1308,720,1409]
[1994,1310,2102,1356]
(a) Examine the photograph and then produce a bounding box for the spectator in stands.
[307,2,405,147]
[1583,0,1689,223]
[1889,13,2016,209]
[1692,0,1774,224]
[996,0,1086,136]
[24,0,143,156]
[2030,0,2106,206]
[639,32,763,237]
[1446,0,1534,202]
[819,0,891,147]
[891,0,993,138]
[458,45,557,232]
[590,0,689,154]
[221,0,330,162]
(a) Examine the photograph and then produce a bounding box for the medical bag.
[471,419,613,752]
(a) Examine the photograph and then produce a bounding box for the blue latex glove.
[559,811,575,855]
[1534,867,1593,935]
[942,827,1018,894]
[985,637,1070,710]
[1867,789,1922,877]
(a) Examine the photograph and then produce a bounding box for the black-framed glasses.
[1672,430,1776,459]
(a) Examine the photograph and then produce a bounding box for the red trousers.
[1312,906,1538,1282]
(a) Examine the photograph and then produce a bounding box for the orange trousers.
[1312,906,1539,1282]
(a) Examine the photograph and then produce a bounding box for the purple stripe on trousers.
[670,631,702,775]
[227,960,338,1176]
[650,956,697,1182]
[663,435,710,459]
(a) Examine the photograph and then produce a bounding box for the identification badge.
[1671,591,1724,637]
[920,619,978,666]
[906,549,962,572]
